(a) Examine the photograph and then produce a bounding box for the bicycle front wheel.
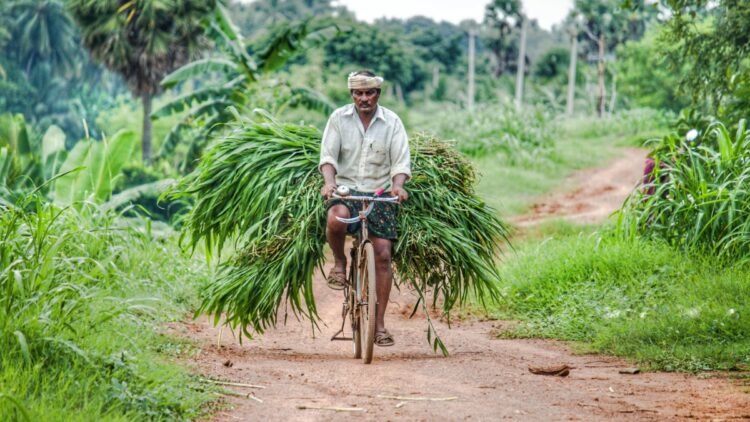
[360,242,377,364]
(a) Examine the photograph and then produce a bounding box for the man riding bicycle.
[319,70,410,347]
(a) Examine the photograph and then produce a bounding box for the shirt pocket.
[366,137,388,166]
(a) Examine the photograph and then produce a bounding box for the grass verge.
[490,227,750,372]
[0,200,214,421]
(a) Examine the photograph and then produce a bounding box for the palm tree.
[4,0,78,76]
[67,0,218,163]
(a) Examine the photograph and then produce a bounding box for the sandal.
[375,330,395,347]
[326,268,347,290]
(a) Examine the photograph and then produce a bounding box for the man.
[319,70,410,347]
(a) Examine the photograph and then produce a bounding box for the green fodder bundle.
[172,116,509,351]
[617,119,750,260]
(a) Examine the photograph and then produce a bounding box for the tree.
[483,0,522,77]
[324,23,425,97]
[573,0,654,116]
[68,0,219,163]
[650,0,750,121]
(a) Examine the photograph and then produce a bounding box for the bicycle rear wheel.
[359,242,377,364]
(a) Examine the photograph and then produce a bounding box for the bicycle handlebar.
[330,193,399,224]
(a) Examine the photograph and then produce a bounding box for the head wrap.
[347,72,384,90]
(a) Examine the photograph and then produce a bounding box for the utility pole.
[467,28,475,111]
[566,35,578,116]
[514,15,528,110]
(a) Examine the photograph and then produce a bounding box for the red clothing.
[643,157,668,196]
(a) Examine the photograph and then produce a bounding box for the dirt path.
[181,148,749,421]
[514,148,647,226]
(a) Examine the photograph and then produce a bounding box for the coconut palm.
[3,0,78,76]
[67,0,219,163]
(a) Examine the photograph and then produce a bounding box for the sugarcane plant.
[169,110,510,354]
[617,114,750,261]
[151,6,345,170]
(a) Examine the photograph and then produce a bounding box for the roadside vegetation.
[0,198,212,420]
[2,0,749,419]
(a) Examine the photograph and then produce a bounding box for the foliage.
[153,7,343,169]
[0,113,67,199]
[409,103,556,159]
[0,0,123,141]
[0,197,212,419]
[323,23,426,95]
[53,130,136,207]
[655,0,750,122]
[67,0,220,161]
[492,231,749,372]
[169,114,509,353]
[483,0,523,78]
[617,116,750,260]
[615,28,691,112]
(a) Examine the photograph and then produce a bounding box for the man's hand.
[321,183,337,199]
[392,186,409,203]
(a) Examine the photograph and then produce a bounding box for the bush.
[618,117,750,260]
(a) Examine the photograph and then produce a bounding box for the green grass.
[0,199,215,420]
[490,229,750,372]
[473,129,618,217]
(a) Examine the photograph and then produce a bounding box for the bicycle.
[329,185,399,364]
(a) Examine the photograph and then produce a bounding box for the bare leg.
[369,236,392,334]
[326,205,350,275]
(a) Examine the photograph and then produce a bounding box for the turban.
[347,73,384,90]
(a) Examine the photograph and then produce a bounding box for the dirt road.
[514,148,647,226]
[183,148,749,421]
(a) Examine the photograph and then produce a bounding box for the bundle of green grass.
[171,114,509,351]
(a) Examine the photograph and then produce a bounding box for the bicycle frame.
[329,192,398,345]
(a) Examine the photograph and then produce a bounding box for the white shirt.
[319,104,411,192]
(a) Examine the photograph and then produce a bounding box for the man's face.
[351,88,380,113]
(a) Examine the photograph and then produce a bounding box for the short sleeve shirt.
[319,104,411,193]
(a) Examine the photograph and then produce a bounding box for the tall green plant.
[617,118,750,260]
[0,113,66,198]
[152,8,343,168]
[53,130,136,206]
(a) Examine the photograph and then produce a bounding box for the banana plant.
[151,5,345,169]
[0,113,67,199]
[53,130,136,207]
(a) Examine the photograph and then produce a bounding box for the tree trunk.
[395,83,405,103]
[566,36,578,116]
[142,93,153,163]
[467,29,475,111]
[608,71,617,116]
[515,16,529,111]
[597,34,606,118]
[432,64,440,89]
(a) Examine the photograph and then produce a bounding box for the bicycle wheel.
[349,251,362,359]
[360,242,377,364]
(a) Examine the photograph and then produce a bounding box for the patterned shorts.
[326,190,399,241]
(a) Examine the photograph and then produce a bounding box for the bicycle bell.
[335,185,351,197]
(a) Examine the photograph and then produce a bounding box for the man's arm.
[320,113,341,198]
[320,163,337,199]
[389,117,411,202]
[392,173,409,202]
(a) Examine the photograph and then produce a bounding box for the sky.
[332,0,574,30]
